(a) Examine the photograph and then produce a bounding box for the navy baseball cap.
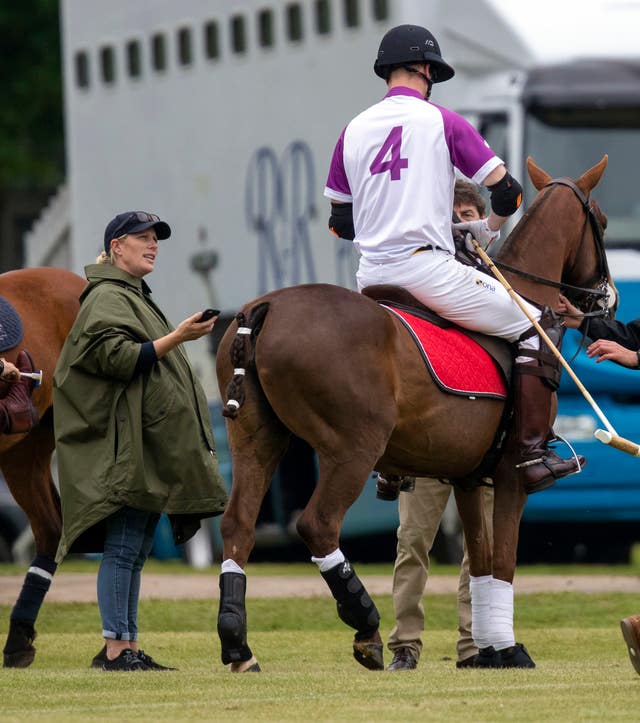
[103,211,172,253]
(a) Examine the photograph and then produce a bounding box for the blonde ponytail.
[96,250,117,264]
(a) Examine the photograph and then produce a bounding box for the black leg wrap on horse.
[217,572,253,665]
[10,554,57,625]
[321,559,380,639]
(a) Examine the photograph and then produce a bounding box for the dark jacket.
[580,316,640,349]
[53,263,227,561]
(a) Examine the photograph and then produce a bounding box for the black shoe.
[102,648,149,671]
[456,654,477,668]
[90,645,108,669]
[137,649,178,670]
[386,647,418,671]
[499,642,536,668]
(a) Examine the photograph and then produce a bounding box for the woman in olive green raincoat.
[54,211,227,671]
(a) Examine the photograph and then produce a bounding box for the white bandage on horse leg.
[311,548,345,572]
[489,577,515,650]
[221,558,245,575]
[470,575,492,649]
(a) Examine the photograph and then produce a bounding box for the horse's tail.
[222,302,270,419]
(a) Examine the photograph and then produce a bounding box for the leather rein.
[494,177,613,319]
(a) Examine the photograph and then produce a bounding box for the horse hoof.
[353,640,384,670]
[3,620,37,668]
[471,646,501,668]
[471,643,536,669]
[230,655,261,673]
[3,647,36,668]
[500,642,536,668]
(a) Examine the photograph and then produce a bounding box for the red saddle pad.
[383,305,507,399]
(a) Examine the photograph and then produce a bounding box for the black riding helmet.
[374,24,455,83]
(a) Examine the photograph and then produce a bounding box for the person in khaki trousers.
[387,181,493,671]
[387,482,493,670]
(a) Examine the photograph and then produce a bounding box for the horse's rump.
[0,268,85,449]
[218,282,504,480]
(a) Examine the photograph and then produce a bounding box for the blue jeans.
[97,506,160,641]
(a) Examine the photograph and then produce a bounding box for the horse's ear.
[576,155,608,195]
[526,157,552,190]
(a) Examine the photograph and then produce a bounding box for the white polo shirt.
[324,87,502,261]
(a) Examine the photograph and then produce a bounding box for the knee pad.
[488,172,523,217]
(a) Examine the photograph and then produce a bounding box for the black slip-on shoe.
[90,645,107,669]
[102,648,149,671]
[137,649,178,671]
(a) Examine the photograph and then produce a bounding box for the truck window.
[479,114,508,166]
[525,110,640,248]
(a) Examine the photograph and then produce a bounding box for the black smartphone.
[198,308,220,322]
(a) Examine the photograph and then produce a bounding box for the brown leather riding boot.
[514,371,585,494]
[0,351,38,435]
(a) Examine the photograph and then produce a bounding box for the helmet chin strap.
[400,64,433,99]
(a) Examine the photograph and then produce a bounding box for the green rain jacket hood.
[53,264,227,561]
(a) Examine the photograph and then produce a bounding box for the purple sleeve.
[434,105,499,180]
[325,127,351,196]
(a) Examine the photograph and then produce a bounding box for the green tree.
[0,0,63,188]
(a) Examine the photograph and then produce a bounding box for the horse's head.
[498,156,617,319]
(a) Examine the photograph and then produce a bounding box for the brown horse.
[215,157,613,672]
[0,267,85,667]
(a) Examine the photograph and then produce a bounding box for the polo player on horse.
[324,24,584,497]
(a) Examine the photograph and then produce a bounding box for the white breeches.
[357,249,542,344]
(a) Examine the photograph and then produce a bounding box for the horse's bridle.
[495,177,614,320]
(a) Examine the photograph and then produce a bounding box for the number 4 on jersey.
[369,126,408,181]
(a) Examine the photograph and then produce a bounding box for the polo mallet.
[471,236,640,457]
[19,370,43,387]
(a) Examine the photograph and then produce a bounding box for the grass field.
[1,561,640,721]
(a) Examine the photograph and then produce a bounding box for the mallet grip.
[594,429,640,457]
[19,370,43,387]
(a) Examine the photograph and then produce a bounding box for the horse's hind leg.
[296,453,387,671]
[1,424,60,668]
[487,455,535,668]
[218,397,289,673]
